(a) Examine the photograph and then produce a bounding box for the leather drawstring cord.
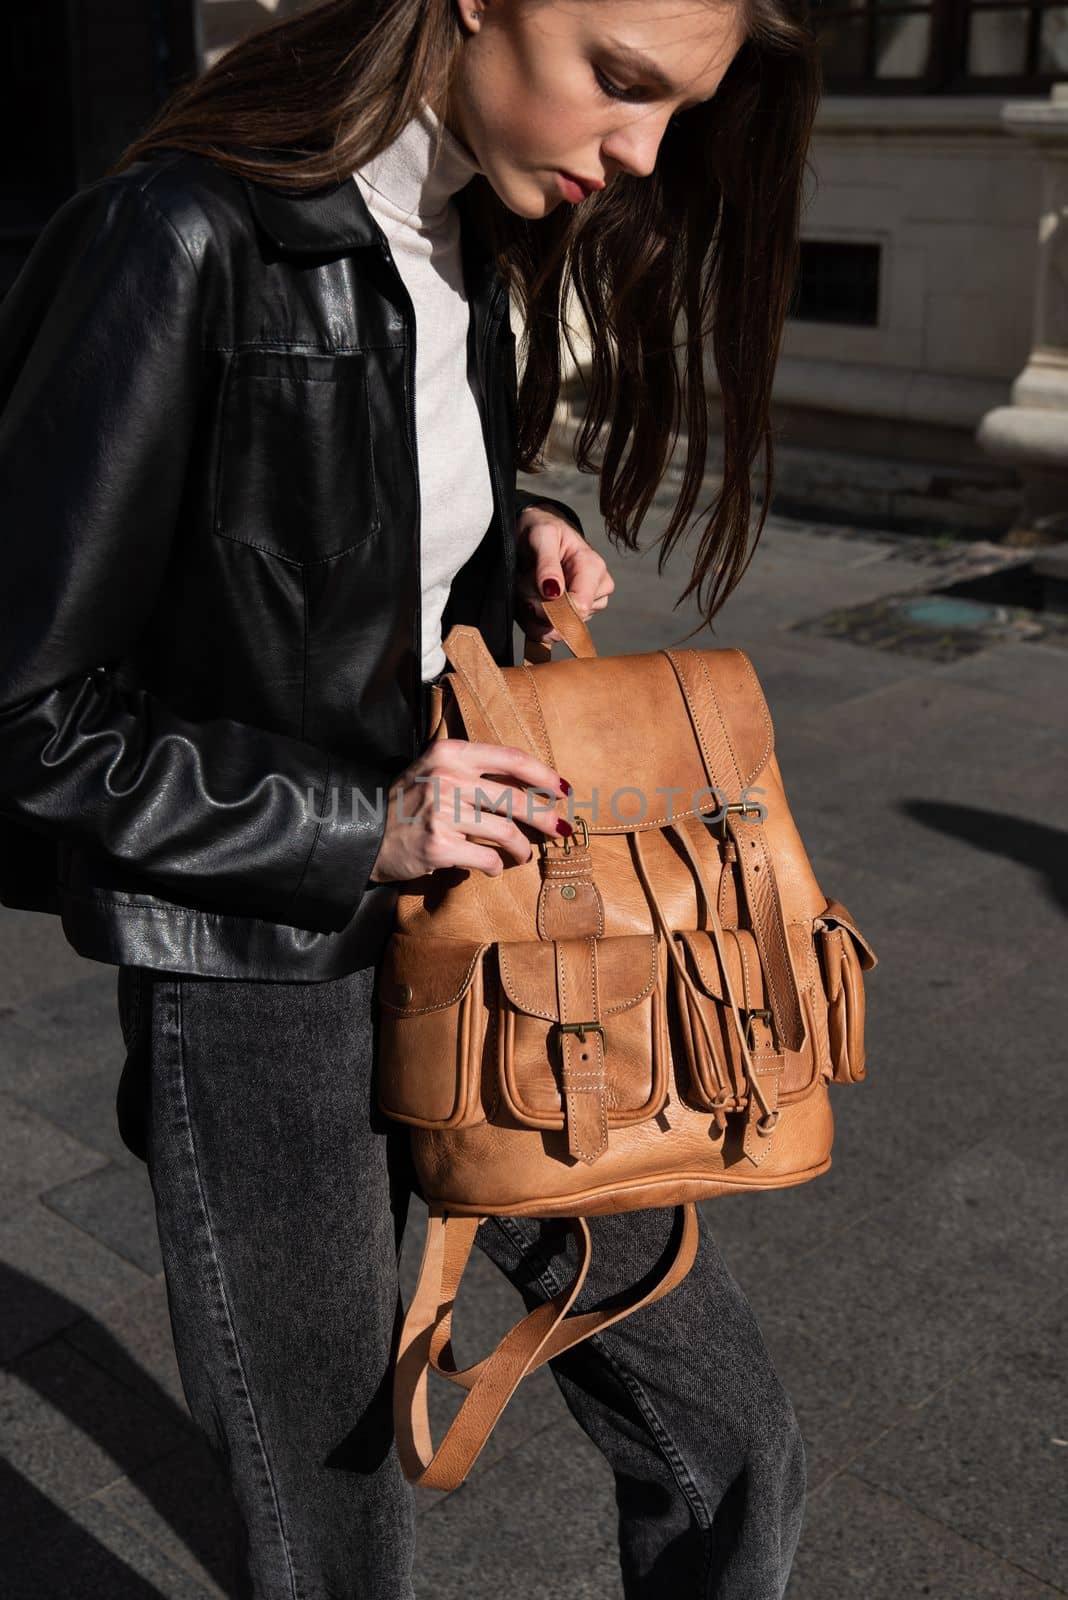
[629,824,779,1135]
[667,820,779,1130]
[629,834,732,1130]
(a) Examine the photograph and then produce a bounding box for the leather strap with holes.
[554,935,608,1164]
[663,648,806,1055]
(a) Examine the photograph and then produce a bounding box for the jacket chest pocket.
[214,349,381,562]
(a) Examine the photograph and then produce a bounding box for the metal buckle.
[537,813,590,858]
[556,1020,606,1048]
[742,1007,773,1049]
[717,801,763,840]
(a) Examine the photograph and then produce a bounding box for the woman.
[0,1,821,1595]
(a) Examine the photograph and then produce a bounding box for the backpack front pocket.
[812,898,878,1083]
[494,934,668,1149]
[375,935,491,1127]
[670,927,762,1112]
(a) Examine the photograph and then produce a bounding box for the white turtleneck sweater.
[353,102,496,683]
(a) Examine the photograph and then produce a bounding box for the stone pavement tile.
[63,1273,190,1419]
[935,641,1068,730]
[758,530,909,579]
[414,1417,623,1600]
[784,686,1062,910]
[740,634,913,721]
[842,736,1063,850]
[718,555,935,636]
[594,603,713,656]
[1,1491,220,1600]
[2,1335,191,1510]
[579,545,698,612]
[518,467,602,523]
[93,1439,246,1600]
[0,1029,139,1169]
[702,964,1028,1284]
[697,1081,924,1288]
[761,727,1060,904]
[0,1456,58,1553]
[707,967,1062,1427]
[860,859,1061,1028]
[802,849,926,913]
[0,1202,154,1362]
[788,1472,1065,1600]
[518,482,929,639]
[5,964,120,1051]
[788,672,1064,769]
[0,1089,108,1223]
[0,906,94,1013]
[849,1292,1068,1591]
[42,1161,163,1275]
[728,1106,1068,1487]
[859,708,1060,807]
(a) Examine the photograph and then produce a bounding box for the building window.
[813,0,1068,92]
[790,241,882,325]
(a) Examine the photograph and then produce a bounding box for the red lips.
[560,171,605,197]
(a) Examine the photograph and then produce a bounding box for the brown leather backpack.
[374,593,877,1488]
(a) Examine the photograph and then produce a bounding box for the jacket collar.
[242,167,382,254]
[241,161,498,289]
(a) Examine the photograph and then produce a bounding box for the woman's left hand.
[514,505,615,647]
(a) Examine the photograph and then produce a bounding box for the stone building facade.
[767,2,1067,532]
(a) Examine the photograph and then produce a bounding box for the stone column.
[978,83,1068,539]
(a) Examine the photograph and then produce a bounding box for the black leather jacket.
[0,150,584,979]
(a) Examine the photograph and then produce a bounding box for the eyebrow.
[600,39,710,110]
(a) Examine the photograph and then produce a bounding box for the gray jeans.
[116,961,806,1600]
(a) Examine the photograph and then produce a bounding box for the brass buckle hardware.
[538,813,590,857]
[742,1007,773,1049]
[556,1019,606,1048]
[717,801,763,840]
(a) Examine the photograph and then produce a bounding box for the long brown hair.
[113,0,821,635]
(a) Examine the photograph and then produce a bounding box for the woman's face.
[443,0,746,217]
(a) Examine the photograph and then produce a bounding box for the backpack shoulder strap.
[392,1202,699,1490]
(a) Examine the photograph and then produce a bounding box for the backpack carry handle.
[392,1201,699,1490]
[441,591,597,771]
[523,591,599,664]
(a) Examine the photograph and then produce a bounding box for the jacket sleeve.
[514,488,587,540]
[0,178,390,935]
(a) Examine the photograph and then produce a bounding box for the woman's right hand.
[368,739,573,884]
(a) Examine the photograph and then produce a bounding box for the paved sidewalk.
[2,466,1065,1598]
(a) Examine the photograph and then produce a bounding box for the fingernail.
[558,778,572,796]
[541,579,561,599]
[556,818,573,837]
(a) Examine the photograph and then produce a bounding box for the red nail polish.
[542,579,561,599]
[558,778,572,796]
[556,818,573,837]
